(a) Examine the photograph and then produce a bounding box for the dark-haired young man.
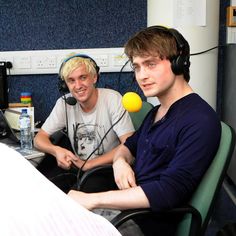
[68,26,221,235]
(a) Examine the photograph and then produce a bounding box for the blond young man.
[34,55,134,193]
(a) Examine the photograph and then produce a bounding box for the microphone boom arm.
[77,109,127,183]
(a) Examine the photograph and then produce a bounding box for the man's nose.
[136,66,148,81]
[74,79,82,87]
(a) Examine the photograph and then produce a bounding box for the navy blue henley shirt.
[124,93,221,212]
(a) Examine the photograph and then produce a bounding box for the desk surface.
[8,145,44,159]
[0,138,44,166]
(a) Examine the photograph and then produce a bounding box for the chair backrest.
[129,101,153,130]
[176,121,235,236]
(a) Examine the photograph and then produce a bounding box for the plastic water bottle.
[19,109,32,153]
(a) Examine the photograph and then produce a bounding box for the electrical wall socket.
[113,54,129,66]
[13,56,31,69]
[0,48,132,75]
[93,54,109,67]
[32,56,57,69]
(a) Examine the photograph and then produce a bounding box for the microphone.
[122,92,142,112]
[65,96,77,106]
[61,94,77,106]
[61,95,77,138]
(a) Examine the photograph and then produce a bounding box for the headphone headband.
[147,26,189,54]
[58,54,100,94]
[59,53,100,76]
[146,25,190,80]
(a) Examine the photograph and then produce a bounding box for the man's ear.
[93,74,98,84]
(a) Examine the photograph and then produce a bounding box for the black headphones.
[147,25,190,80]
[58,54,100,94]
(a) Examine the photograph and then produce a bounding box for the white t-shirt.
[42,88,134,160]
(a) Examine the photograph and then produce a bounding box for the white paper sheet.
[0,143,121,236]
[173,0,206,27]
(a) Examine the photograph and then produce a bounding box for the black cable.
[190,45,224,56]
[117,59,130,92]
[50,172,77,182]
[117,59,141,96]
[63,94,69,136]
[76,109,127,184]
[116,45,223,95]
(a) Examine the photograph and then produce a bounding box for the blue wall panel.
[0,0,147,122]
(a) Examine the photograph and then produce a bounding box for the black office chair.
[36,130,77,193]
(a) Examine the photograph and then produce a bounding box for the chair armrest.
[77,164,116,192]
[110,208,153,227]
[50,129,67,144]
[111,205,202,236]
[49,129,73,151]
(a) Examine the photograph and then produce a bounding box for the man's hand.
[113,158,137,190]
[54,146,77,169]
[68,190,96,210]
[71,158,86,170]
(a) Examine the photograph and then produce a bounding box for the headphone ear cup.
[171,55,185,75]
[58,78,69,93]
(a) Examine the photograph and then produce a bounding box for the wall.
[147,0,220,109]
[0,0,146,122]
[0,0,230,122]
[217,0,230,116]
